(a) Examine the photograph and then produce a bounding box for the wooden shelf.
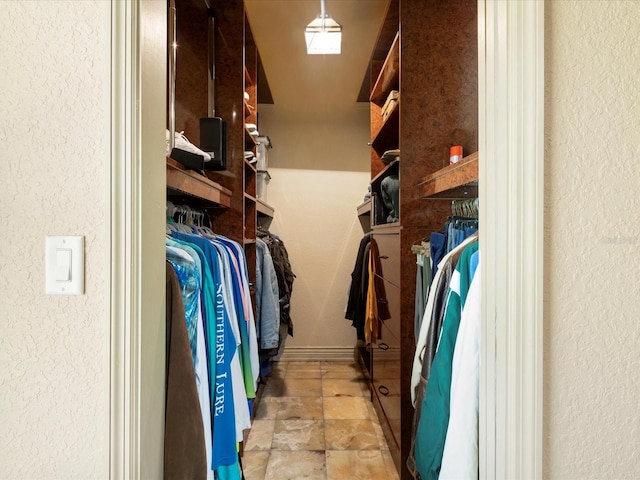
[371,158,399,185]
[372,222,401,233]
[419,151,479,199]
[256,198,275,218]
[357,198,372,217]
[370,32,400,105]
[371,100,400,154]
[244,99,256,118]
[244,158,257,172]
[245,126,259,148]
[244,65,253,86]
[166,158,232,208]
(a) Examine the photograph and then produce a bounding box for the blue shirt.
[171,232,239,473]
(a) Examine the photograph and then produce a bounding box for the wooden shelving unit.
[357,198,372,217]
[419,151,479,199]
[370,160,400,227]
[371,100,400,154]
[359,0,478,477]
[256,198,275,218]
[371,159,399,185]
[167,0,278,473]
[357,198,372,232]
[370,32,400,104]
[166,158,232,208]
[245,126,259,149]
[369,31,400,179]
[244,99,254,118]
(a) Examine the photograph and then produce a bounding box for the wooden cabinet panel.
[378,280,400,342]
[372,231,400,287]
[372,334,401,451]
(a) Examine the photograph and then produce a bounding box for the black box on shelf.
[169,148,205,172]
[200,117,227,171]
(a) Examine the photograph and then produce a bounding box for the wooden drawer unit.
[372,230,400,287]
[378,279,400,341]
[372,339,401,452]
[371,275,401,467]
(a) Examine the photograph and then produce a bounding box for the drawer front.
[372,232,400,287]
[377,280,400,343]
[372,343,401,448]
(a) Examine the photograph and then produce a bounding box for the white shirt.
[439,261,481,480]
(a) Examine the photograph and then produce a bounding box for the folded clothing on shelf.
[245,150,257,163]
[381,149,400,165]
[381,174,399,223]
[246,123,259,136]
[381,90,399,119]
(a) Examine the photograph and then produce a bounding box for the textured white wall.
[544,1,640,477]
[0,2,111,478]
[259,105,371,351]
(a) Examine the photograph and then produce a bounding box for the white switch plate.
[46,236,84,295]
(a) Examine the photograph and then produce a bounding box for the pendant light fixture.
[305,0,342,55]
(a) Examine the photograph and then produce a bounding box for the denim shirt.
[256,238,280,350]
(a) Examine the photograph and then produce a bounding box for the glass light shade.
[305,15,342,55]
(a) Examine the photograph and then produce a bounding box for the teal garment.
[216,462,241,480]
[166,239,205,360]
[414,241,478,480]
[380,174,399,222]
[170,239,217,384]
[166,245,200,366]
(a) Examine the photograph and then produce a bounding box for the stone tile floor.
[241,361,400,480]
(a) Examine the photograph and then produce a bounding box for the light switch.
[55,249,72,281]
[46,236,84,295]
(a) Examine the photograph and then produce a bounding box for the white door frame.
[108,0,545,477]
[109,0,167,478]
[479,1,544,478]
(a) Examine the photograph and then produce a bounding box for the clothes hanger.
[193,211,215,236]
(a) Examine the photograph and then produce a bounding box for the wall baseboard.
[277,347,357,363]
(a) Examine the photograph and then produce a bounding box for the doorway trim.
[109,0,545,477]
[479,1,544,478]
[110,0,167,478]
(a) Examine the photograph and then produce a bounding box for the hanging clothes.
[257,228,296,337]
[164,262,208,480]
[345,233,371,341]
[345,234,391,344]
[407,235,478,479]
[209,238,252,442]
[412,241,432,341]
[170,230,242,477]
[439,257,481,480]
[428,199,478,283]
[412,240,479,480]
[411,233,479,405]
[256,237,280,351]
[165,209,263,480]
[166,241,214,479]
[365,237,391,344]
[217,236,260,396]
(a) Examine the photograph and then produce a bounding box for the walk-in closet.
[164,0,479,478]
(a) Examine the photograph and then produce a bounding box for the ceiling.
[244,0,390,117]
